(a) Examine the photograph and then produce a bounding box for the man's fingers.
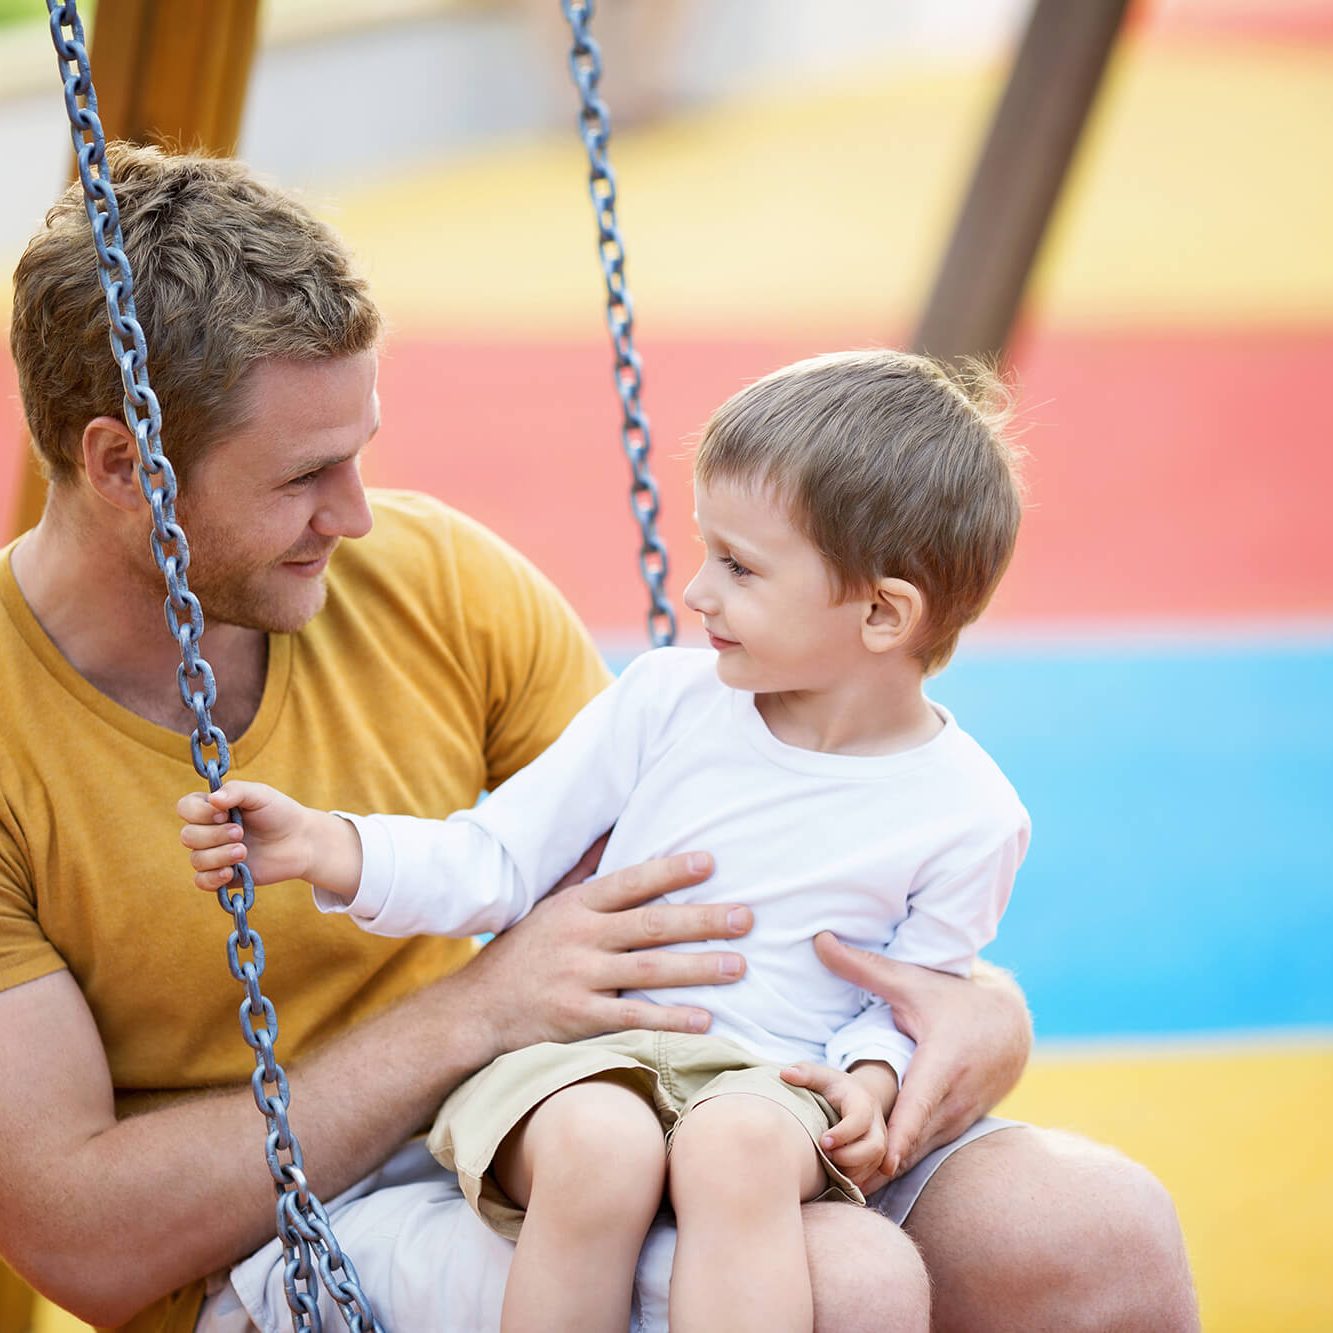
[592,996,713,1036]
[580,852,716,913]
[603,898,752,953]
[884,1084,936,1175]
[813,932,912,999]
[602,945,747,991]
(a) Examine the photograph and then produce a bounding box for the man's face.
[682,475,867,694]
[173,351,380,634]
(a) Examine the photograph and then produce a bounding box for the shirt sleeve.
[824,821,1029,1081]
[314,653,668,937]
[0,798,66,994]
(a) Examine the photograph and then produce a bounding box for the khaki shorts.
[427,1030,865,1240]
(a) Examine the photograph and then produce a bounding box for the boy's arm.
[316,651,677,938]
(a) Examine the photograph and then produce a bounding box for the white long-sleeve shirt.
[319,647,1029,1081]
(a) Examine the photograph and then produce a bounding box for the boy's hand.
[176,780,355,894]
[780,1061,894,1191]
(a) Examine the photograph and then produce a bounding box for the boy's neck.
[755,658,941,757]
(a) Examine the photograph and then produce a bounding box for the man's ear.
[862,577,924,654]
[81,416,144,514]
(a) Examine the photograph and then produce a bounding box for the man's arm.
[0,852,751,1326]
[813,933,1031,1176]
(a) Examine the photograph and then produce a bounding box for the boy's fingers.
[196,866,239,892]
[180,823,242,851]
[822,1105,871,1150]
[780,1062,836,1094]
[189,845,245,873]
[176,792,224,823]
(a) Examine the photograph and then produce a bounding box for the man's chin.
[199,578,328,635]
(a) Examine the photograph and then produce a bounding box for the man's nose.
[313,461,374,539]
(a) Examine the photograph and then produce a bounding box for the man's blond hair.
[695,349,1024,672]
[10,143,382,484]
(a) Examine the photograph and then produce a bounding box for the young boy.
[179,349,1029,1333]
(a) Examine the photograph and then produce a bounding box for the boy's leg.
[667,1092,827,1333]
[493,1077,667,1333]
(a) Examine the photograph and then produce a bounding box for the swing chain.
[45,6,382,1329]
[561,0,677,648]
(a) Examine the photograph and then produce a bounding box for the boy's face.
[683,477,867,694]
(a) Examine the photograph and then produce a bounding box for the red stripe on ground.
[5,329,1330,637]
[370,329,1333,635]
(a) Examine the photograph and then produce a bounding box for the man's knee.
[804,1201,929,1333]
[905,1126,1198,1332]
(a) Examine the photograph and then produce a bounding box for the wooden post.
[7,0,260,540]
[911,0,1131,364]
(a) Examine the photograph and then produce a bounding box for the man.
[0,145,1197,1331]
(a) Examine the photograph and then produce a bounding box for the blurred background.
[1,1,1329,1329]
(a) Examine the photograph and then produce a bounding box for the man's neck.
[10,514,268,738]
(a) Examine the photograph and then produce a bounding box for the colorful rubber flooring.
[4,4,1330,1330]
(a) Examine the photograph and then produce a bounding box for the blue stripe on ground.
[604,640,1333,1040]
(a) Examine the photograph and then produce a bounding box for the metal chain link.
[45,5,382,1328]
[561,0,677,648]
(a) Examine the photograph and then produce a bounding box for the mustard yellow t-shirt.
[0,490,611,1332]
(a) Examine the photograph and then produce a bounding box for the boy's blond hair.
[694,349,1023,672]
[10,143,382,485]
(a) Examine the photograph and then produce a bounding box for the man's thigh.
[900,1125,1198,1333]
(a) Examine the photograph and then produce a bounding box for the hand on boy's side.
[780,1060,896,1191]
[813,932,1032,1175]
[460,848,756,1057]
[176,780,362,897]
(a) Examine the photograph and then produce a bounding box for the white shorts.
[197,1116,1021,1332]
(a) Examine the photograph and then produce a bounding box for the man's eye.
[287,471,320,488]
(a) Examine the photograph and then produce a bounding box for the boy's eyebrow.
[697,520,766,566]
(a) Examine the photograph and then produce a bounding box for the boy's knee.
[671,1093,809,1175]
[525,1080,666,1189]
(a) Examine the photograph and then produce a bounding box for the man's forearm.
[5,968,498,1326]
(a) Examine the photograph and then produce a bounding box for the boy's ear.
[861,577,924,654]
[81,416,144,514]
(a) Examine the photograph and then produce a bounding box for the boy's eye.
[721,555,751,578]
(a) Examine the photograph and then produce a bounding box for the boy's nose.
[683,565,715,614]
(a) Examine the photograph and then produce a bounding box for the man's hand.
[780,1062,892,1191]
[462,850,753,1063]
[813,933,1032,1176]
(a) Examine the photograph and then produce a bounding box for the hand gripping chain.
[562,0,677,648]
[45,5,382,1328]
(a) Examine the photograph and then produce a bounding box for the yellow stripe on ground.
[324,43,1333,339]
[27,1041,1332,1332]
[999,1039,1333,1333]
